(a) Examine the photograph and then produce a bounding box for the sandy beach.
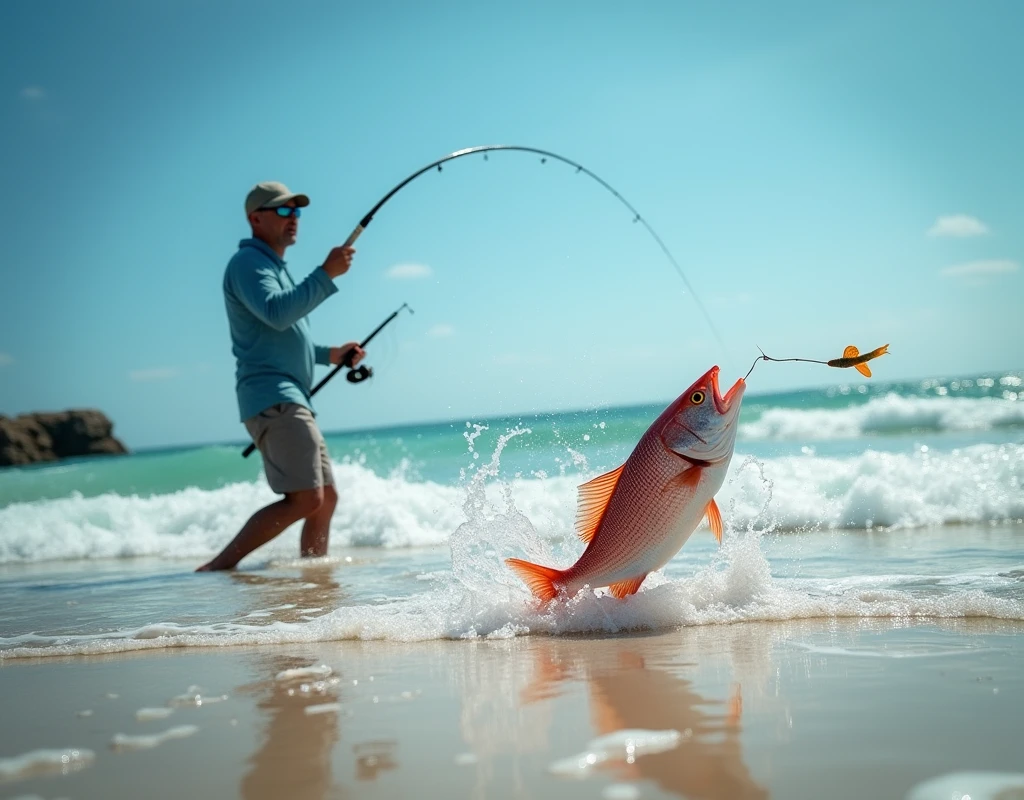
[3,378,1021,799]
[2,617,1022,800]
[5,0,1024,797]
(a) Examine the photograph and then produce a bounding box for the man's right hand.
[322,246,355,279]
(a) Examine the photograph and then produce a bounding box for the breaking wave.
[0,443,1021,565]
[741,394,1024,440]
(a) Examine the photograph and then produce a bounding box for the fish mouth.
[710,367,745,415]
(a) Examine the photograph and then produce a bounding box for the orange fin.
[855,362,872,378]
[506,558,563,601]
[663,466,702,495]
[728,683,743,726]
[843,345,860,359]
[608,574,647,599]
[575,464,625,544]
[705,497,723,543]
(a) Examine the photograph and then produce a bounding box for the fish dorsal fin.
[855,363,872,378]
[575,464,625,544]
[608,574,647,599]
[705,497,723,544]
[843,345,860,358]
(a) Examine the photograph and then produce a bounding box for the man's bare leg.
[300,484,337,557]
[197,488,324,571]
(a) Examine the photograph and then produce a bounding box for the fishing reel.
[346,364,373,383]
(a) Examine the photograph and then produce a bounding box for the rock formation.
[0,410,129,467]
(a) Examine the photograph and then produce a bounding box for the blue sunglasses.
[260,206,302,218]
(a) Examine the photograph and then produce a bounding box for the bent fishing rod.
[340,145,725,349]
[241,302,412,459]
[242,145,721,459]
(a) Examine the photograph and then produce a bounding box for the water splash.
[450,426,544,598]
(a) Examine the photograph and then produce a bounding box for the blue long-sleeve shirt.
[223,238,338,421]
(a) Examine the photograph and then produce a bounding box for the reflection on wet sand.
[239,651,345,800]
[229,563,346,624]
[235,568,350,800]
[525,635,769,799]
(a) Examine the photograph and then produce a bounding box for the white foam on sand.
[549,729,684,777]
[168,687,227,707]
[275,665,332,681]
[0,748,95,781]
[2,506,1023,657]
[905,771,1024,800]
[110,725,198,752]
[303,703,341,716]
[135,707,175,721]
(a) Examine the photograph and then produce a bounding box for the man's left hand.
[330,342,366,367]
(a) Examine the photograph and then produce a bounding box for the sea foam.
[0,443,1020,564]
[3,498,1022,658]
[741,393,1023,440]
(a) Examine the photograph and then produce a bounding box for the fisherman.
[197,182,365,571]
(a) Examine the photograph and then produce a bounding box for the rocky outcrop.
[0,410,129,467]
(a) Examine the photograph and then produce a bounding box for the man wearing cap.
[197,182,364,571]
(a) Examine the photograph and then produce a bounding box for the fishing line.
[339,145,726,350]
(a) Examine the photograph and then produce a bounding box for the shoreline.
[2,618,1022,799]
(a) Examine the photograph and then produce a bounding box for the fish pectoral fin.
[505,558,563,602]
[843,345,860,359]
[575,464,625,544]
[608,574,647,599]
[663,466,702,496]
[855,362,872,378]
[706,497,723,544]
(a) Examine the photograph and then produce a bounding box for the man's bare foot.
[195,560,231,572]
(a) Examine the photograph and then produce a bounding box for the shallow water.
[0,371,1021,657]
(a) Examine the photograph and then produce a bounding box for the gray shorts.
[244,403,334,493]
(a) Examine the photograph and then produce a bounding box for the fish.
[506,365,746,601]
[827,344,889,378]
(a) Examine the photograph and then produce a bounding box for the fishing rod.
[339,145,726,349]
[241,302,413,459]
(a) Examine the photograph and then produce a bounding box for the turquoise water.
[4,371,1022,505]
[0,370,1021,656]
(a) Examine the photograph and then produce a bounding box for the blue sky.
[2,1,1021,449]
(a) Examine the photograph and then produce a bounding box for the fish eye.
[690,391,706,405]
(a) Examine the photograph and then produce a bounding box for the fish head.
[659,366,745,465]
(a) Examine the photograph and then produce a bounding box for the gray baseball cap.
[244,181,310,215]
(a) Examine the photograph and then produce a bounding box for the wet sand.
[1,618,1022,800]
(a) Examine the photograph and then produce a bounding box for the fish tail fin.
[855,363,872,378]
[505,558,564,601]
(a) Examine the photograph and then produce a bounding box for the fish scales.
[507,366,745,601]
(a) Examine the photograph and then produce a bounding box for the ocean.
[1,370,1022,659]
